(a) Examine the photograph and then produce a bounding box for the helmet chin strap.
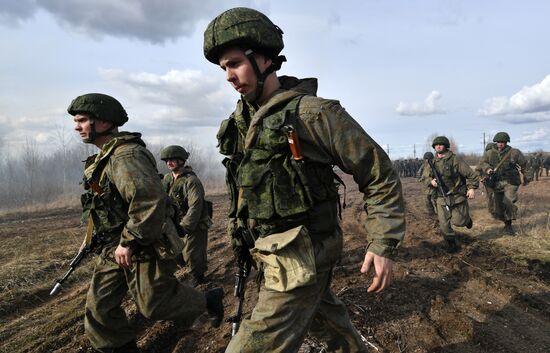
[243,49,286,103]
[84,119,117,143]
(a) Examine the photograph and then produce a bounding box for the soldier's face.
[73,114,93,142]
[166,159,184,172]
[219,47,271,96]
[434,144,446,154]
[496,142,507,150]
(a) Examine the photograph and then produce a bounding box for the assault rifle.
[424,152,451,212]
[227,258,252,336]
[50,217,99,296]
[226,227,256,336]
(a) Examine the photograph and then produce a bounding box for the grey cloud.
[1,0,252,43]
[0,0,38,26]
[98,68,235,129]
[502,114,550,125]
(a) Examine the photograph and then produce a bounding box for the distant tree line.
[0,132,225,211]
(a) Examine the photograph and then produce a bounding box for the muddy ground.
[1,175,549,353]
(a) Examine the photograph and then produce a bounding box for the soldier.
[480,132,532,235]
[160,145,212,287]
[203,8,405,353]
[529,153,542,181]
[418,153,437,219]
[69,93,223,353]
[475,143,497,219]
[544,155,550,176]
[421,136,479,253]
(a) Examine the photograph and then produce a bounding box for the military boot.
[446,238,459,253]
[112,341,139,353]
[192,274,206,287]
[503,220,515,235]
[205,287,224,328]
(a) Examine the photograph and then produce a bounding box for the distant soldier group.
[393,158,423,177]
[417,132,534,253]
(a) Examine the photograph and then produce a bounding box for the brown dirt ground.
[1,175,549,353]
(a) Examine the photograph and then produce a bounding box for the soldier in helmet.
[475,143,497,219]
[529,152,542,181]
[203,7,405,353]
[69,93,223,353]
[421,136,479,253]
[160,145,212,287]
[417,152,437,219]
[480,132,532,235]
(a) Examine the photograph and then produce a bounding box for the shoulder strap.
[494,148,514,172]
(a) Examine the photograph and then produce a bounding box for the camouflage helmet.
[160,145,189,161]
[493,132,510,143]
[432,136,450,148]
[203,7,284,64]
[68,93,128,126]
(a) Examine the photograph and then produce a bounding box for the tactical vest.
[81,143,131,249]
[217,95,339,230]
[163,168,212,223]
[487,147,521,185]
[432,154,466,195]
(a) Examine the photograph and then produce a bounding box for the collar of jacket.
[242,76,318,149]
[84,132,144,180]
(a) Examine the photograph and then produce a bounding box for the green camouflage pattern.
[162,166,212,277]
[493,131,511,142]
[480,145,531,221]
[160,145,190,161]
[203,7,284,63]
[82,132,206,351]
[68,93,128,126]
[421,151,478,239]
[432,135,450,148]
[218,76,403,352]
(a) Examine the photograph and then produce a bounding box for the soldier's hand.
[115,244,133,268]
[486,168,494,174]
[361,251,393,293]
[430,179,438,187]
[466,189,475,199]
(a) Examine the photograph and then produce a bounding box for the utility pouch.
[251,225,316,292]
[484,173,497,188]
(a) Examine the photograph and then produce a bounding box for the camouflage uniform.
[80,132,208,351]
[544,156,550,176]
[163,165,212,281]
[218,76,405,353]
[421,149,479,244]
[475,143,497,219]
[529,154,542,181]
[480,143,531,226]
[417,161,437,218]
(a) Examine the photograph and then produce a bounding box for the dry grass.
[462,178,550,263]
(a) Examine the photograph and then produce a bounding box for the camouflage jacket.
[82,132,175,252]
[421,151,479,198]
[162,166,211,234]
[480,145,532,185]
[217,76,405,258]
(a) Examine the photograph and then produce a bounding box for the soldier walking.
[160,145,212,287]
[475,143,497,219]
[529,153,542,181]
[421,136,479,252]
[480,132,532,235]
[203,7,405,353]
[68,93,223,353]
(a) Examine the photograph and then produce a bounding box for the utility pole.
[413,144,416,159]
[386,144,390,156]
[483,132,486,153]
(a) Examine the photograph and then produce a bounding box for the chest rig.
[81,145,130,247]
[217,95,339,227]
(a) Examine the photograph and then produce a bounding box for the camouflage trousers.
[424,194,437,218]
[532,167,540,181]
[225,268,367,353]
[85,247,206,352]
[182,225,208,277]
[494,183,519,221]
[483,184,496,218]
[435,196,471,240]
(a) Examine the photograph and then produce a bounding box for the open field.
[1,176,549,353]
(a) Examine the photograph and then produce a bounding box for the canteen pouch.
[251,225,316,292]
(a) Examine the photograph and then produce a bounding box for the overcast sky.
[1,0,549,160]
